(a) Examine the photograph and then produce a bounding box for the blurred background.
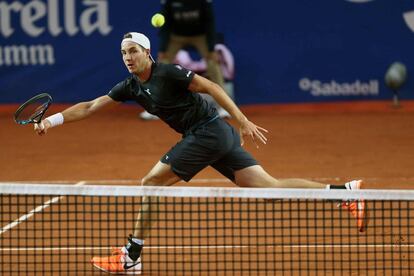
[1,0,413,105]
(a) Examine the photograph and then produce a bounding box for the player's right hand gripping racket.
[14,93,52,125]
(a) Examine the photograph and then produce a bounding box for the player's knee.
[141,174,157,186]
[235,165,276,188]
[141,174,166,186]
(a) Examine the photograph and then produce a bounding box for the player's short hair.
[123,33,132,39]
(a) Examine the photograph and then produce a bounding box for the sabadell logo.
[299,78,379,97]
[346,0,414,32]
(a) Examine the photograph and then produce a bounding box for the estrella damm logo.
[0,0,112,38]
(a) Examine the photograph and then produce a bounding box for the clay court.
[1,101,414,275]
[2,102,414,187]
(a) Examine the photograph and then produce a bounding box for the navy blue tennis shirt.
[108,62,218,134]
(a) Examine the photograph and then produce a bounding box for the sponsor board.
[0,0,112,66]
[299,78,379,97]
[1,0,413,104]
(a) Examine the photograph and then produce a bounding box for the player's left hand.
[239,120,268,148]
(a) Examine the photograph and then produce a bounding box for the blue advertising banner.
[1,0,414,104]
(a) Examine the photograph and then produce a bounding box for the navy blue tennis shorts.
[161,118,258,182]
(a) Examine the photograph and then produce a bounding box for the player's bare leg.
[91,161,181,274]
[234,165,367,231]
[234,165,327,188]
[134,161,181,239]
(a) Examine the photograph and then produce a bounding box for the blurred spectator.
[174,40,234,100]
[140,0,231,120]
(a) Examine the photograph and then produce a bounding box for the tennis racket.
[14,93,52,125]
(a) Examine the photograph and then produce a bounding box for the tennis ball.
[151,13,165,28]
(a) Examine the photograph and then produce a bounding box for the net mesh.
[1,184,413,275]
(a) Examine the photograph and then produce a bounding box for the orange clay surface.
[1,101,414,188]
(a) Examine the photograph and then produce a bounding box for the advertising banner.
[1,0,413,104]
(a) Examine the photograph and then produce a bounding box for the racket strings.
[14,93,52,125]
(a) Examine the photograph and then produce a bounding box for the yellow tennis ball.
[151,13,165,28]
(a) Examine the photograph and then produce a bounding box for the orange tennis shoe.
[342,180,367,232]
[91,247,141,275]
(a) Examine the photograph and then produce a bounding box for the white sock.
[131,238,144,245]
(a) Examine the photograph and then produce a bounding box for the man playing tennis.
[34,32,366,275]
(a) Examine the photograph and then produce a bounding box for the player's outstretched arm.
[34,95,119,136]
[188,74,268,147]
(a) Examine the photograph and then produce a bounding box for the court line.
[1,244,413,251]
[0,181,86,236]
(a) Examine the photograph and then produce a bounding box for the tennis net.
[1,183,413,275]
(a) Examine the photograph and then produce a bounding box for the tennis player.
[34,32,366,275]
